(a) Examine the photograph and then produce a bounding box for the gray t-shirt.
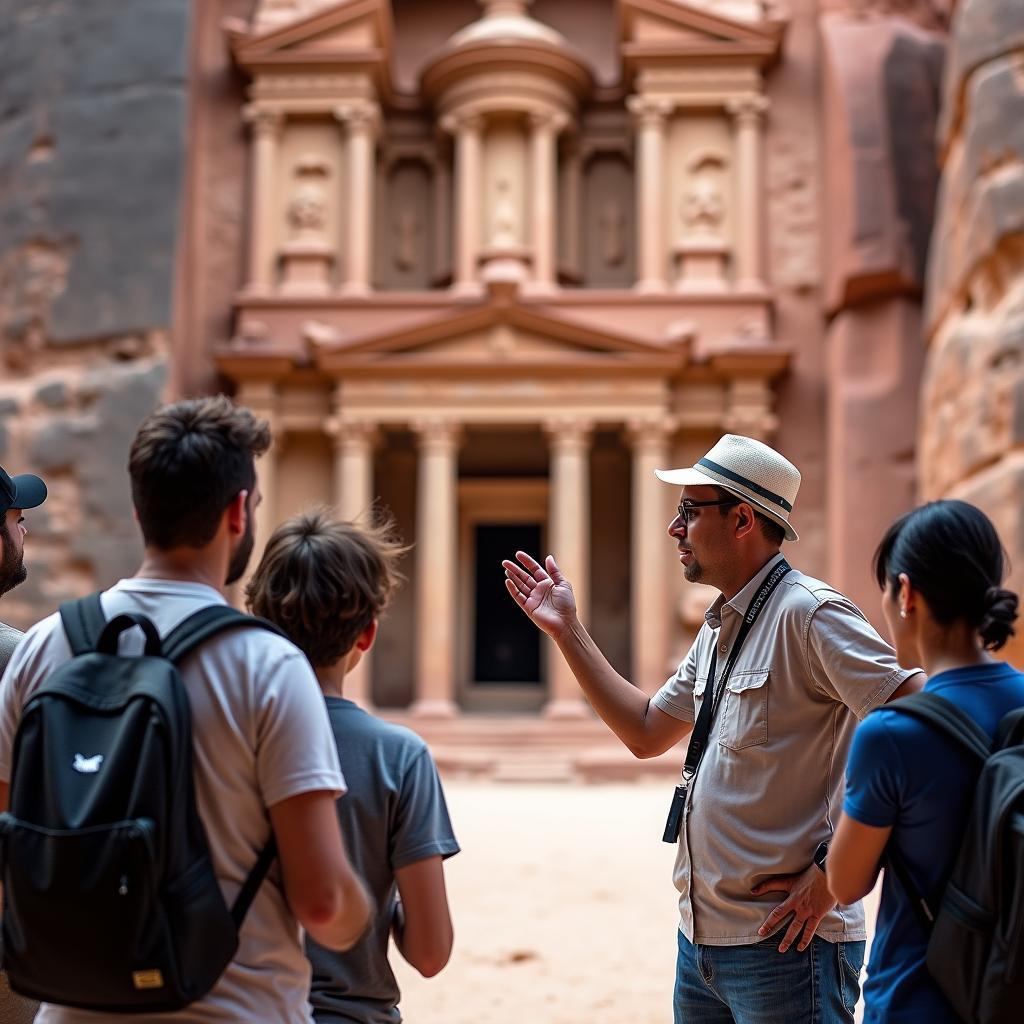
[0,622,21,678]
[308,698,459,1024]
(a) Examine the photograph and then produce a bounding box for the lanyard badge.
[661,559,792,844]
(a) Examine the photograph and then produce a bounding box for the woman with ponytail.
[827,500,1024,1023]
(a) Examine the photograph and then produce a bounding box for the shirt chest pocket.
[718,668,770,751]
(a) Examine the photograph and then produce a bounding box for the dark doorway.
[473,523,542,684]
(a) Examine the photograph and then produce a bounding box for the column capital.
[333,100,381,136]
[625,416,675,451]
[626,95,673,129]
[242,104,285,136]
[726,94,770,126]
[544,417,594,449]
[440,111,485,137]
[528,109,569,135]
[324,417,379,449]
[412,418,463,451]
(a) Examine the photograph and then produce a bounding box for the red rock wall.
[920,0,1024,664]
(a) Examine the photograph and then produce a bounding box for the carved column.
[442,113,484,293]
[529,111,566,290]
[411,420,462,717]
[628,419,672,694]
[544,419,593,718]
[560,134,582,282]
[335,101,381,296]
[727,95,769,293]
[242,106,284,294]
[628,96,672,293]
[325,412,379,707]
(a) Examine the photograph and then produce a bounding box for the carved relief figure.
[682,178,725,236]
[393,208,421,272]
[681,150,728,241]
[287,154,330,240]
[490,177,519,248]
[599,199,625,266]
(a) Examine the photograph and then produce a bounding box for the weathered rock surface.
[920,0,1024,665]
[0,0,187,629]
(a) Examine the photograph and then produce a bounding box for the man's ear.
[226,489,248,537]
[734,501,758,540]
[355,619,378,653]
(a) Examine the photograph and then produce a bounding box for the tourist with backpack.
[0,396,372,1022]
[828,499,1024,1023]
[247,510,459,1024]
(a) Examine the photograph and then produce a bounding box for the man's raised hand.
[502,551,577,642]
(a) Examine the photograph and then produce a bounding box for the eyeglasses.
[676,499,739,524]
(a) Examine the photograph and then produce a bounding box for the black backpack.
[884,692,1024,1024]
[0,593,285,1013]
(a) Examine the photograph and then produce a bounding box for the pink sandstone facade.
[5,0,1020,774]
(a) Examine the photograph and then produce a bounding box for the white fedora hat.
[655,434,801,542]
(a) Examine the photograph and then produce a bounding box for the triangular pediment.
[234,0,391,65]
[314,303,686,374]
[619,0,783,60]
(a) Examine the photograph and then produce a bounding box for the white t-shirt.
[0,579,347,1024]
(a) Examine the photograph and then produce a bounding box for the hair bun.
[980,586,1019,651]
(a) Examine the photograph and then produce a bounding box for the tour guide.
[504,434,924,1024]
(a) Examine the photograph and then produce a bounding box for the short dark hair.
[246,509,408,668]
[874,500,1019,651]
[128,395,271,550]
[711,486,786,547]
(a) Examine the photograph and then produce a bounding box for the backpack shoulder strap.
[995,707,1024,751]
[161,605,286,665]
[230,836,278,929]
[884,692,991,762]
[58,593,107,656]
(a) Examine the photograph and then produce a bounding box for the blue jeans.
[674,930,865,1024]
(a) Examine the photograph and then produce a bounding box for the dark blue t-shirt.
[844,661,1024,1024]
[307,698,460,1024]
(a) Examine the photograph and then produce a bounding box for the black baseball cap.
[0,466,47,514]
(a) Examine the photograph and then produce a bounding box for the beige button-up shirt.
[652,553,918,946]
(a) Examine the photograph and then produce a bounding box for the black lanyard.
[663,557,791,843]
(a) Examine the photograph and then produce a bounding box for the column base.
[340,281,373,298]
[634,278,668,295]
[542,698,590,720]
[410,698,459,719]
[240,281,274,299]
[734,278,769,297]
[450,280,484,298]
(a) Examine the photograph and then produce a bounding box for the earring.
[899,608,907,619]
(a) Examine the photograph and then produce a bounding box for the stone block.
[926,55,1024,330]
[820,15,946,313]
[939,0,1024,149]
[34,380,67,408]
[0,0,190,347]
[920,283,1024,497]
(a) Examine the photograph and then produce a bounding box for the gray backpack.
[884,692,1024,1024]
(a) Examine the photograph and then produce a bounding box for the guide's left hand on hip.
[751,864,837,953]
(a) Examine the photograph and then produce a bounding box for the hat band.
[697,457,794,514]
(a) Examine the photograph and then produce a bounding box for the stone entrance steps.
[380,711,685,783]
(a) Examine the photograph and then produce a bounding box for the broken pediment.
[314,304,686,374]
[233,0,392,68]
[619,0,784,67]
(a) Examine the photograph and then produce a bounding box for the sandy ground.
[393,782,879,1024]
